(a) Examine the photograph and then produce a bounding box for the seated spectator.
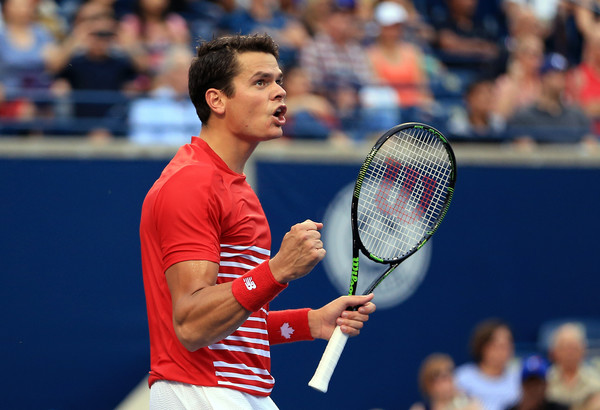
[573,0,600,41]
[543,0,585,66]
[505,1,583,66]
[434,0,502,74]
[53,12,140,139]
[569,29,600,136]
[0,0,64,134]
[52,2,133,74]
[504,4,545,42]
[282,66,349,143]
[573,391,600,410]
[129,46,201,146]
[506,355,569,410]
[410,353,482,410]
[299,0,372,141]
[219,0,309,68]
[503,0,560,29]
[546,323,600,408]
[0,83,36,136]
[446,78,506,142]
[494,35,544,121]
[300,0,332,37]
[396,0,437,47]
[119,0,191,89]
[507,53,594,146]
[367,2,433,114]
[455,318,521,410]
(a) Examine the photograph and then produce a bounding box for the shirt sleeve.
[154,164,223,271]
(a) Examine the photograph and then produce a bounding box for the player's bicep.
[165,260,219,315]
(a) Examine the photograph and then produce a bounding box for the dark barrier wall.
[1,154,599,409]
[259,160,600,410]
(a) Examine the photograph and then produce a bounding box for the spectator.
[543,0,585,66]
[300,0,332,37]
[410,353,482,410]
[219,0,309,68]
[53,9,139,139]
[503,5,545,51]
[455,319,521,410]
[494,34,544,121]
[569,29,600,136]
[446,77,506,141]
[434,0,502,74]
[281,66,349,143]
[573,0,600,41]
[119,0,191,88]
[52,2,132,73]
[0,0,64,129]
[507,53,594,146]
[503,0,560,29]
[573,392,600,410]
[128,46,200,145]
[299,0,372,141]
[506,355,569,410]
[367,2,433,115]
[546,323,600,408]
[395,0,437,48]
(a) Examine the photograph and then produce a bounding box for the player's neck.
[199,126,258,174]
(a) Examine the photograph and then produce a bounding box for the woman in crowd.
[410,353,482,410]
[455,319,521,410]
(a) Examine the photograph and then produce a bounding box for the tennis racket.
[308,122,457,393]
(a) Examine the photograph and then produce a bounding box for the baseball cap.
[521,355,549,381]
[540,53,568,75]
[374,1,408,26]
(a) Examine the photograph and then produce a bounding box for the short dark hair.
[188,34,280,124]
[470,318,511,364]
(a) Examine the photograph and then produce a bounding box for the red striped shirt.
[140,137,276,396]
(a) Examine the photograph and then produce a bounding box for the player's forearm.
[172,260,288,351]
[172,282,251,351]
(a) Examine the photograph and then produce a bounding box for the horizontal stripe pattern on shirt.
[210,245,274,394]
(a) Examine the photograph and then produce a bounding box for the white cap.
[374,1,408,26]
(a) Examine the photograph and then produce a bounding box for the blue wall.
[1,156,599,409]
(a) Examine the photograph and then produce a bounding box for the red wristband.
[268,308,314,344]
[231,261,287,312]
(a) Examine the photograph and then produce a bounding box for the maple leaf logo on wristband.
[280,322,294,339]
[243,276,257,290]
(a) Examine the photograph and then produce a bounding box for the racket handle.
[308,326,349,393]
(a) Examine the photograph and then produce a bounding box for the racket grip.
[308,326,349,393]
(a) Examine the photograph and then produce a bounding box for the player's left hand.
[308,294,376,340]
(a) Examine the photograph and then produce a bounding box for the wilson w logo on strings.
[374,158,437,224]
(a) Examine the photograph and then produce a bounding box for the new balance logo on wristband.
[243,276,257,290]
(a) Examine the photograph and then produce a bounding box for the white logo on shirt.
[280,323,294,339]
[243,277,257,290]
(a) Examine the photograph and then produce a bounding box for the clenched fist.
[269,219,326,284]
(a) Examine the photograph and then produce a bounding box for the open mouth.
[273,105,287,119]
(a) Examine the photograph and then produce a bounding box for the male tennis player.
[139,33,376,409]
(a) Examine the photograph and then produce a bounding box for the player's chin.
[264,124,285,140]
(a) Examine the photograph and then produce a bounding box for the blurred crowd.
[408,319,600,410]
[2,0,600,146]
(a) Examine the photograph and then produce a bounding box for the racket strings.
[357,128,453,260]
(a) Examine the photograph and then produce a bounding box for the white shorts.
[149,380,279,410]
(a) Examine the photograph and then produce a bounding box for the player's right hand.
[269,219,326,283]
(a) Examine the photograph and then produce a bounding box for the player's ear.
[205,88,225,116]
